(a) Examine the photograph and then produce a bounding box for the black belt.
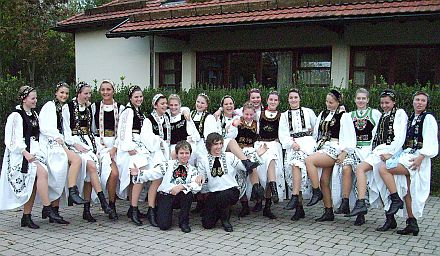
[290,131,312,138]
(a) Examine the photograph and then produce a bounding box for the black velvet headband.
[76,81,90,94]
[330,89,342,102]
[19,86,35,101]
[128,85,142,98]
[380,89,396,101]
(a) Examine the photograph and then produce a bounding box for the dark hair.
[221,95,235,107]
[175,140,192,154]
[329,89,342,102]
[205,132,223,152]
[288,88,301,99]
[380,89,396,102]
[100,79,115,91]
[128,85,142,99]
[247,88,261,99]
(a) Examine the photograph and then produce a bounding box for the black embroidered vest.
[404,112,430,150]
[352,108,375,147]
[236,118,258,148]
[93,101,120,132]
[258,111,280,141]
[147,113,170,141]
[14,108,39,173]
[170,115,189,144]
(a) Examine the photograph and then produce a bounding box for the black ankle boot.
[263,198,277,219]
[334,198,350,214]
[386,192,404,216]
[345,199,368,217]
[315,207,334,222]
[21,214,39,229]
[147,207,158,227]
[83,202,96,223]
[129,206,143,226]
[268,181,279,203]
[49,206,70,224]
[253,200,263,212]
[108,201,118,220]
[238,201,250,217]
[250,183,264,201]
[307,187,323,206]
[220,209,233,232]
[284,195,299,210]
[397,217,419,236]
[97,191,111,214]
[67,185,87,206]
[291,205,305,221]
[376,214,397,231]
[241,159,259,173]
[42,205,63,222]
[354,214,366,226]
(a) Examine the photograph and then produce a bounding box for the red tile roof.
[56,0,440,34]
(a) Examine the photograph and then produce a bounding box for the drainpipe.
[149,35,155,89]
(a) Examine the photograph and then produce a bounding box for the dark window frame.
[159,52,182,91]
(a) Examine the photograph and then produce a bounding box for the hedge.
[1,76,439,193]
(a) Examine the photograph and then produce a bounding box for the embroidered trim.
[98,100,119,146]
[152,110,171,145]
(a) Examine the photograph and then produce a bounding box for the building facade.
[56,0,440,90]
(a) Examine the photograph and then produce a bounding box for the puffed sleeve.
[141,118,162,152]
[181,106,190,116]
[278,111,293,149]
[39,101,63,140]
[203,114,220,138]
[132,161,165,183]
[419,114,438,158]
[307,108,318,129]
[186,119,201,142]
[90,103,98,135]
[371,109,382,139]
[117,108,137,152]
[338,112,357,153]
[4,112,27,153]
[227,152,246,173]
[313,112,323,140]
[225,116,239,139]
[112,104,125,149]
[388,109,408,155]
[182,166,202,194]
[62,104,75,146]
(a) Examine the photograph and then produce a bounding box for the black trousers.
[156,191,193,230]
[202,187,240,229]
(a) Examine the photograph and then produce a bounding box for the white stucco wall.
[75,29,150,89]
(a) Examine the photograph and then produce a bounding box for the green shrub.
[1,76,439,193]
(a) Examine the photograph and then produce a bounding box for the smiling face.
[55,86,69,103]
[243,107,255,122]
[169,98,181,116]
[249,92,261,107]
[154,98,168,115]
[209,140,223,156]
[77,86,91,104]
[355,92,369,110]
[413,94,428,115]
[100,82,114,102]
[325,94,339,111]
[267,94,279,111]
[130,90,143,108]
[222,97,235,116]
[177,148,191,164]
[380,96,395,113]
[23,91,37,109]
[288,91,300,109]
[195,96,208,112]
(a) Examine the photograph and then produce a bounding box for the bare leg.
[249,170,259,185]
[65,148,82,188]
[35,164,50,206]
[23,183,37,214]
[147,179,162,208]
[52,198,60,207]
[83,182,92,201]
[305,153,335,188]
[267,160,276,182]
[320,167,333,208]
[87,160,103,193]
[107,161,119,203]
[226,139,248,160]
[379,163,398,193]
[355,162,373,199]
[291,166,301,195]
[404,176,414,217]
[131,183,143,207]
[341,165,353,198]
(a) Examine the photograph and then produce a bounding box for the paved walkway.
[0,197,439,256]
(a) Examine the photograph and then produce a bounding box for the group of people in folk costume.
[0,81,437,236]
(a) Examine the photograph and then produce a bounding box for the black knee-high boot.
[263,198,277,219]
